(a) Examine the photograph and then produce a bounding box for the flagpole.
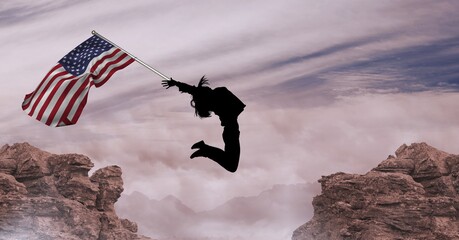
[91,30,170,80]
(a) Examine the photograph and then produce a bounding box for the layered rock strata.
[293,143,459,240]
[0,142,152,240]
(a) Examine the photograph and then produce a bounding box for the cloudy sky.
[2,0,459,239]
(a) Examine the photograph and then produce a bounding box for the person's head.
[191,76,213,118]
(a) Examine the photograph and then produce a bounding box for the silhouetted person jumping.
[162,76,245,173]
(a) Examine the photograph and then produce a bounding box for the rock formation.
[293,143,459,240]
[0,142,152,240]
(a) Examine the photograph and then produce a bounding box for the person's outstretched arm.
[162,78,196,94]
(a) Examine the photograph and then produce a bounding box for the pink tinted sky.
[1,0,459,228]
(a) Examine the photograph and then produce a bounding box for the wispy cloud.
[0,0,86,26]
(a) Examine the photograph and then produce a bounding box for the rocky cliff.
[0,142,152,240]
[293,143,459,240]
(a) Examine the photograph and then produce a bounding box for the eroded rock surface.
[0,143,152,240]
[293,143,459,240]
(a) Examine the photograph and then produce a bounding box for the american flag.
[22,35,134,127]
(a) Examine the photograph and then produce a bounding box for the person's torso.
[211,87,245,119]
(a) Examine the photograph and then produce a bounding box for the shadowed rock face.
[0,142,152,240]
[293,143,459,240]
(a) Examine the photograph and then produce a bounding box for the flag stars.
[59,35,113,76]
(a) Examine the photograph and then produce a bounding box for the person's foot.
[191,140,205,149]
[190,149,204,159]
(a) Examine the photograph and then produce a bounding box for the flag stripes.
[22,46,134,127]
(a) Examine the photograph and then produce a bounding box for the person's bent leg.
[221,121,240,172]
[190,120,240,172]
